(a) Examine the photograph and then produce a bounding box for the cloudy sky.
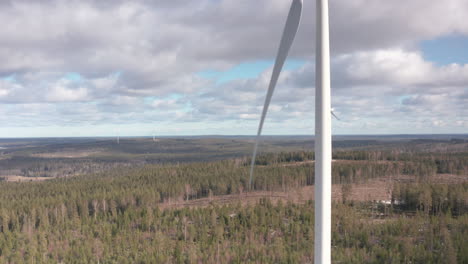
[0,0,467,137]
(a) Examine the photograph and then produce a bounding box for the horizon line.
[0,133,467,139]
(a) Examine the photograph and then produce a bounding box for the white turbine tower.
[249,0,332,263]
[315,0,332,263]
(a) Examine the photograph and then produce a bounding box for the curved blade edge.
[249,0,303,190]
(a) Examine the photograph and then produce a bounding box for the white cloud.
[0,89,9,97]
[0,80,13,97]
[340,50,468,88]
[0,0,467,135]
[46,79,88,102]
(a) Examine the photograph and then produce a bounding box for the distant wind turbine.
[248,0,332,263]
[153,129,157,142]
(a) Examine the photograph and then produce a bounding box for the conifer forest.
[0,136,467,263]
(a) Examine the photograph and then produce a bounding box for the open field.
[30,150,103,158]
[159,180,392,209]
[1,175,52,182]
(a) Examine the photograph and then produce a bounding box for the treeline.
[0,198,466,263]
[0,156,141,178]
[393,183,468,216]
[333,150,468,174]
[253,151,314,165]
[0,158,432,212]
[0,157,462,212]
[254,150,468,176]
[0,155,466,263]
[2,147,466,181]
[333,203,466,264]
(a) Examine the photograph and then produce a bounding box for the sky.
[0,0,467,137]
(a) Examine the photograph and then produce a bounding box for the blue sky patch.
[64,72,83,82]
[144,93,183,104]
[1,75,16,82]
[421,34,468,65]
[398,95,412,104]
[198,59,306,84]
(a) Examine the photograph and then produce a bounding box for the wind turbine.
[153,128,157,142]
[248,0,332,263]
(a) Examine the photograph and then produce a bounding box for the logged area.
[0,135,467,263]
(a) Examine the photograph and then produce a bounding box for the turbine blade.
[331,110,340,120]
[249,0,303,190]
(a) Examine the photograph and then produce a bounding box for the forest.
[0,136,467,263]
